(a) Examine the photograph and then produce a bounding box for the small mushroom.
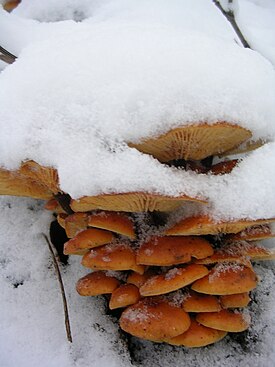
[182,291,221,313]
[191,264,257,295]
[63,228,114,255]
[82,242,144,274]
[88,211,136,239]
[120,297,191,341]
[220,293,251,309]
[196,309,251,332]
[168,319,227,347]
[76,271,120,296]
[109,284,141,309]
[137,236,213,266]
[140,264,209,297]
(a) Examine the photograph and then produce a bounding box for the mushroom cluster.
[1,123,271,348]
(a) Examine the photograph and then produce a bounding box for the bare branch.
[0,45,17,64]
[213,0,251,49]
[42,233,73,343]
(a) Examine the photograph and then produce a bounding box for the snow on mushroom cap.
[0,22,275,221]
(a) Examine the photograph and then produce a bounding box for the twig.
[0,45,17,64]
[42,233,73,343]
[213,0,251,49]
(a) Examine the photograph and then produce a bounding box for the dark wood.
[213,0,251,49]
[0,46,17,64]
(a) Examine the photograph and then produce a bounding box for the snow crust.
[236,0,275,65]
[1,2,275,221]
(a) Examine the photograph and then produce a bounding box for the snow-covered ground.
[1,0,275,366]
[1,197,275,367]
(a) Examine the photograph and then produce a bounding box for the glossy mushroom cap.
[63,228,114,255]
[220,293,251,309]
[137,236,213,266]
[168,319,227,347]
[76,271,120,296]
[71,192,206,213]
[82,242,144,274]
[139,264,209,297]
[120,297,191,341]
[191,264,257,295]
[109,284,140,309]
[196,309,251,332]
[88,211,136,239]
[182,291,221,313]
[128,122,251,162]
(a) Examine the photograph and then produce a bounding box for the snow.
[1,6,275,220]
[0,197,131,367]
[236,0,275,65]
[1,1,275,366]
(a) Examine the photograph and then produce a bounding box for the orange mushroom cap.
[81,242,144,274]
[120,297,191,342]
[140,264,209,297]
[89,211,136,239]
[220,293,251,309]
[196,309,251,332]
[182,291,221,313]
[76,271,120,296]
[109,284,140,310]
[191,264,257,295]
[166,215,275,236]
[136,236,213,266]
[63,228,114,255]
[168,319,227,347]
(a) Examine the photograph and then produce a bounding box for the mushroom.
[0,167,52,199]
[168,319,227,347]
[81,242,144,274]
[119,297,191,341]
[64,213,89,238]
[63,228,114,255]
[109,284,141,310]
[196,309,251,332]
[191,264,257,295]
[71,192,206,213]
[139,264,209,297]
[225,224,275,242]
[128,122,251,162]
[165,215,275,236]
[136,236,213,266]
[220,293,251,309]
[88,211,136,239]
[182,291,221,313]
[76,271,120,296]
[19,160,59,194]
[196,242,275,265]
[127,270,156,288]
